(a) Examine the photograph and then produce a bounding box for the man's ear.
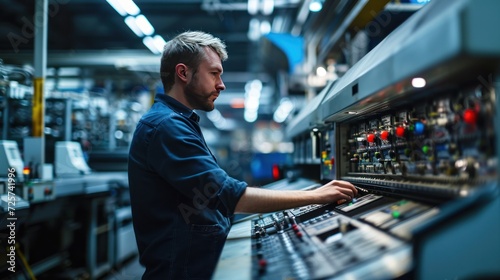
[175,63,189,82]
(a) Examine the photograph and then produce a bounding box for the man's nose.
[217,78,225,91]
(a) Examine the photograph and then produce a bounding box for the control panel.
[319,83,496,204]
[250,193,437,279]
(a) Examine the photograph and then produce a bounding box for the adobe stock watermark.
[338,8,399,65]
[477,73,499,90]
[202,0,227,22]
[7,0,71,53]
[178,179,221,224]
[5,167,18,273]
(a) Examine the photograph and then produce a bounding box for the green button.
[392,211,400,219]
[422,145,430,154]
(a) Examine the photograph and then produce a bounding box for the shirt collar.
[155,93,200,123]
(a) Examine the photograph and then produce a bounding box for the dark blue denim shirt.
[128,93,247,280]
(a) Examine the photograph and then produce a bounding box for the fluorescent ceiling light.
[143,36,161,54]
[121,0,141,16]
[262,0,274,15]
[135,14,155,36]
[260,20,271,35]
[309,0,323,12]
[273,98,294,123]
[248,18,260,41]
[125,16,144,37]
[247,0,258,15]
[244,110,258,123]
[106,0,127,16]
[153,35,166,54]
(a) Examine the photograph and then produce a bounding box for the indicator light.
[422,145,430,154]
[272,164,280,180]
[367,133,376,143]
[463,109,477,125]
[395,126,405,138]
[380,130,389,141]
[392,211,401,219]
[414,122,425,135]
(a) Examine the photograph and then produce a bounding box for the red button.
[396,126,405,138]
[380,130,389,141]
[367,133,376,143]
[259,259,267,267]
[463,109,477,125]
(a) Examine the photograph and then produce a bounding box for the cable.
[15,244,37,280]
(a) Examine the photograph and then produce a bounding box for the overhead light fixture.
[273,98,294,123]
[244,110,258,123]
[244,79,262,123]
[248,18,261,41]
[316,66,327,77]
[107,0,140,16]
[143,36,161,54]
[107,0,127,16]
[207,109,237,130]
[247,0,259,15]
[411,77,426,88]
[262,0,274,15]
[120,0,141,16]
[309,0,323,12]
[135,14,155,36]
[125,16,144,37]
[260,20,271,35]
[108,0,161,54]
[153,35,166,54]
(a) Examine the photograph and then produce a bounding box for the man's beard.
[185,78,215,112]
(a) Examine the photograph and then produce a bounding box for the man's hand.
[311,180,358,204]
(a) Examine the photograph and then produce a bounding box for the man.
[128,31,357,280]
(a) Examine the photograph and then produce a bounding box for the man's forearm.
[234,186,319,214]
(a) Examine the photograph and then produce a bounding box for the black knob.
[389,150,396,158]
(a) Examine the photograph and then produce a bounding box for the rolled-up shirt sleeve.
[147,113,247,217]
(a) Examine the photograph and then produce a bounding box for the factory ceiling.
[0,0,302,82]
[0,0,421,129]
[0,0,309,127]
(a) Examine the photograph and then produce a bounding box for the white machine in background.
[0,140,25,181]
[55,141,92,177]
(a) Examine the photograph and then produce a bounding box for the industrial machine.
[0,140,25,181]
[246,0,500,279]
[55,141,92,176]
